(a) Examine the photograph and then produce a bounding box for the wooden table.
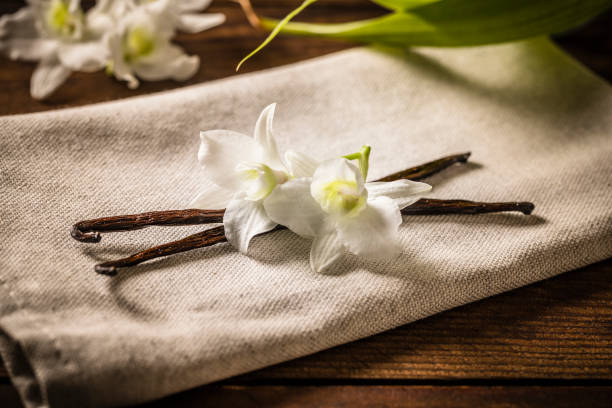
[1,1,611,406]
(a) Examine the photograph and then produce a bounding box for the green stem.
[343,145,371,180]
[236,0,319,71]
[259,16,371,39]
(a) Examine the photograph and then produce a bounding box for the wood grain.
[2,384,612,408]
[138,385,612,408]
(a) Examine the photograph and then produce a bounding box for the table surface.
[1,1,611,407]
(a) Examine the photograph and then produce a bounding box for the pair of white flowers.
[192,104,432,272]
[0,0,225,99]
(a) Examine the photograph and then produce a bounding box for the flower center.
[316,180,366,217]
[46,0,81,38]
[236,162,289,201]
[123,26,155,62]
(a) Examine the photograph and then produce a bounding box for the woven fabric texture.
[1,39,611,407]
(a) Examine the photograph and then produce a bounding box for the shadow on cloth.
[372,38,609,143]
[100,209,546,320]
[95,242,230,320]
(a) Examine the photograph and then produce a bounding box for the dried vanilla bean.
[94,226,228,275]
[72,152,471,243]
[72,209,224,243]
[93,199,533,275]
[70,151,536,275]
[377,152,471,181]
[401,199,534,215]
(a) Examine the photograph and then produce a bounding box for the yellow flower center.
[46,0,80,38]
[123,26,155,62]
[318,180,366,217]
[236,162,289,201]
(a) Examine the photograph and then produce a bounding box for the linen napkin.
[1,38,611,408]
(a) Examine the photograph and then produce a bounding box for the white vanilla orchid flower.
[264,148,432,273]
[191,103,319,253]
[0,0,108,99]
[105,0,225,89]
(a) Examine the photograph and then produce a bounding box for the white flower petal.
[310,228,344,273]
[177,13,225,33]
[263,178,326,238]
[57,42,108,72]
[189,187,234,210]
[285,150,319,178]
[0,7,37,39]
[198,130,260,189]
[223,195,277,253]
[311,158,365,196]
[107,32,139,89]
[30,56,71,100]
[133,45,199,82]
[366,180,432,209]
[1,38,57,61]
[86,0,121,35]
[253,103,284,170]
[337,196,402,259]
[68,0,81,14]
[0,7,54,60]
[178,0,213,12]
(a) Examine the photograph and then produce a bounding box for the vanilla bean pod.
[93,199,533,275]
[377,152,471,182]
[401,199,534,215]
[72,209,224,243]
[72,151,536,275]
[72,152,471,243]
[95,226,228,275]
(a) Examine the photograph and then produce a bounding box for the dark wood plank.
[141,385,612,407]
[3,384,611,408]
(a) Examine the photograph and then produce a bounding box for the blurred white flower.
[264,148,432,273]
[86,0,134,36]
[0,0,108,99]
[0,0,226,98]
[156,0,226,34]
[192,103,318,253]
[105,0,225,89]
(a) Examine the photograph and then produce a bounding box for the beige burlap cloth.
[1,38,611,407]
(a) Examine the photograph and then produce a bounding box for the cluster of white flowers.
[192,104,433,273]
[0,0,225,99]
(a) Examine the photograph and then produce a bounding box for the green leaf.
[257,0,612,48]
[236,0,318,71]
[370,0,443,11]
